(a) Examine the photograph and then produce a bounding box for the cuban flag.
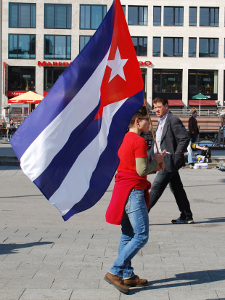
[10,0,144,221]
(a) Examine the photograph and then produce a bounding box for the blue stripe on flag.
[10,3,115,161]
[62,91,143,220]
[33,103,101,199]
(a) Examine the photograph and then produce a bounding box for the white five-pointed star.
[107,47,128,82]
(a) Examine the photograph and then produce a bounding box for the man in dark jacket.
[149,97,193,224]
[188,110,199,143]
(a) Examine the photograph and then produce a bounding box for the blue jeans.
[109,189,149,279]
[187,150,193,164]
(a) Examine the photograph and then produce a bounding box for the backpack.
[201,147,211,159]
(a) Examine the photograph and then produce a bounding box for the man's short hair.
[153,97,168,106]
[128,106,147,128]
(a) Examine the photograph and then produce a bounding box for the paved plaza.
[0,141,225,299]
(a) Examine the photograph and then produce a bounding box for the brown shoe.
[104,272,130,294]
[123,275,148,287]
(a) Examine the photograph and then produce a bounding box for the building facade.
[1,0,225,120]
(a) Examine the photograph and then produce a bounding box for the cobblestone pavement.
[0,163,225,299]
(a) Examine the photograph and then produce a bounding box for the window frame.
[199,38,218,57]
[163,37,183,57]
[9,3,36,28]
[8,34,36,59]
[8,66,35,91]
[44,67,67,91]
[44,35,71,60]
[44,4,71,29]
[153,69,183,94]
[164,7,183,26]
[131,36,147,56]
[189,7,197,26]
[79,35,92,52]
[189,37,197,57]
[128,6,148,26]
[188,69,218,96]
[153,37,161,57]
[200,7,219,27]
[153,6,161,26]
[79,4,107,30]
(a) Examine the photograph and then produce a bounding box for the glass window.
[8,66,35,91]
[44,67,67,91]
[163,38,183,57]
[153,6,161,26]
[189,38,196,57]
[44,4,71,29]
[80,5,106,29]
[188,70,218,96]
[153,69,182,93]
[200,8,219,26]
[153,37,161,56]
[199,38,218,57]
[9,3,36,28]
[9,34,35,59]
[79,36,92,52]
[164,7,183,26]
[131,37,147,56]
[189,7,197,26]
[44,35,71,60]
[128,6,148,25]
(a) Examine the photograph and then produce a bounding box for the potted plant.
[173,83,178,93]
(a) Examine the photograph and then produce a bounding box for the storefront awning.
[8,91,43,104]
[189,100,217,106]
[168,100,183,106]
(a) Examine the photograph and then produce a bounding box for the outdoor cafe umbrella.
[191,93,208,116]
[8,91,44,104]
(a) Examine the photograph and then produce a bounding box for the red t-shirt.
[117,132,148,189]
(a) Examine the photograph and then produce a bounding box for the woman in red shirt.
[105,106,165,294]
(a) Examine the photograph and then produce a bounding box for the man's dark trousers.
[149,169,192,219]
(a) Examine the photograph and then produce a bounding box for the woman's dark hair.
[128,106,147,128]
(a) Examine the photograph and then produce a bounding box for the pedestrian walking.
[148,97,194,224]
[188,110,199,143]
[105,106,165,294]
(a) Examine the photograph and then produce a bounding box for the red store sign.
[8,90,27,97]
[38,60,152,67]
[38,61,72,67]
[139,61,152,67]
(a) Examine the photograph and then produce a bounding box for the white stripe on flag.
[20,50,110,182]
[49,98,127,216]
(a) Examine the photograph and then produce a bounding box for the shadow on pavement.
[0,242,53,255]
[194,217,225,224]
[130,269,225,295]
[0,194,41,199]
[152,217,225,226]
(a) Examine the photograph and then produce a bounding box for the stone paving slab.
[0,165,225,299]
